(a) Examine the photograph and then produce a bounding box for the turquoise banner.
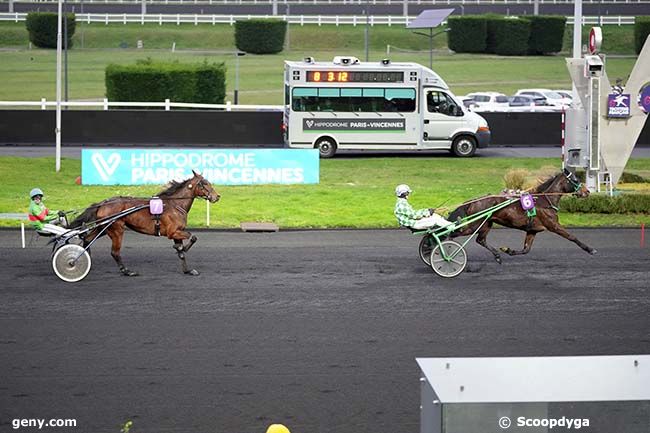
[81,149,319,185]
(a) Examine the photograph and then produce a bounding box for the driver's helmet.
[30,188,44,199]
[395,184,412,198]
[265,425,291,433]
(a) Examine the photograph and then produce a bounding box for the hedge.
[234,19,287,54]
[561,194,650,214]
[525,15,566,54]
[447,16,487,53]
[105,60,226,104]
[25,12,76,49]
[635,16,650,54]
[487,17,531,55]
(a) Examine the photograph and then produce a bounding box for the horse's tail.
[69,204,99,228]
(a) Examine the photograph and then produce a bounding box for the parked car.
[515,89,572,109]
[555,90,573,100]
[464,92,510,111]
[508,95,556,112]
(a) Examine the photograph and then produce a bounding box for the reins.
[450,174,582,210]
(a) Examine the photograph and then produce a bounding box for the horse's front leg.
[545,223,597,255]
[475,221,503,264]
[500,232,537,256]
[170,230,200,276]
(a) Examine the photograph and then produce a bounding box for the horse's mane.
[531,172,560,193]
[157,178,190,197]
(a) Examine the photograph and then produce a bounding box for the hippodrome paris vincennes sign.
[81,149,319,186]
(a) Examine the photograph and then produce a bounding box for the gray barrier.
[0,110,648,147]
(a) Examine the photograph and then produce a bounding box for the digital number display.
[307,71,404,83]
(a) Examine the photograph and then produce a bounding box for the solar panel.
[406,8,455,29]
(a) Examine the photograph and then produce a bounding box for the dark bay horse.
[70,171,220,276]
[448,169,597,264]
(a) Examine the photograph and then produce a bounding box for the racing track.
[1,228,649,433]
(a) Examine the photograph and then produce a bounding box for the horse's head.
[189,170,220,203]
[562,168,589,198]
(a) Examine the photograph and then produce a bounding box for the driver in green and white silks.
[27,188,68,236]
[394,184,453,230]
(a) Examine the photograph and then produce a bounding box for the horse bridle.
[563,170,583,193]
[193,178,215,201]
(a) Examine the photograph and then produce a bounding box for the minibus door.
[421,89,464,147]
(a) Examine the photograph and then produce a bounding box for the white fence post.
[103,98,108,110]
[165,99,171,110]
[41,98,46,110]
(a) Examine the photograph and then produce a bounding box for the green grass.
[2,156,649,229]
[0,47,637,104]
[0,21,640,103]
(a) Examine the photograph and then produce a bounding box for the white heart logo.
[306,120,314,128]
[91,153,121,182]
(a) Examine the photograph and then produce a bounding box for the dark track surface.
[1,229,649,433]
[5,2,650,16]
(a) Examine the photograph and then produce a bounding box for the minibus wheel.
[451,136,477,157]
[315,137,337,158]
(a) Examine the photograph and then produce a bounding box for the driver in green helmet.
[28,188,67,236]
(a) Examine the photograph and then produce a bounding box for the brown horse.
[448,169,597,264]
[70,171,220,276]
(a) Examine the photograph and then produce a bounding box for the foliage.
[25,12,76,49]
[234,19,287,54]
[487,17,531,55]
[447,16,487,54]
[503,169,530,190]
[635,16,650,54]
[524,15,566,54]
[562,194,650,214]
[105,59,226,103]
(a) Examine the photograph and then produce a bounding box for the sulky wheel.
[430,240,467,278]
[418,234,435,266]
[52,244,92,283]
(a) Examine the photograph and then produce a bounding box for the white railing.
[0,99,284,111]
[0,12,637,25]
[2,0,648,4]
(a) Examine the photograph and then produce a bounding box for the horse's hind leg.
[173,239,199,276]
[500,232,537,256]
[108,224,138,276]
[545,222,597,255]
[475,222,503,264]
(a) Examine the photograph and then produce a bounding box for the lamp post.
[364,0,370,61]
[234,51,246,105]
[55,0,63,172]
[412,28,450,70]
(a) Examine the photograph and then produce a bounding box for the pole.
[234,52,239,105]
[141,0,146,16]
[64,0,68,106]
[272,0,277,16]
[55,0,63,172]
[572,0,582,60]
[402,0,407,18]
[533,0,539,16]
[429,28,433,70]
[364,3,369,62]
[286,4,290,51]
